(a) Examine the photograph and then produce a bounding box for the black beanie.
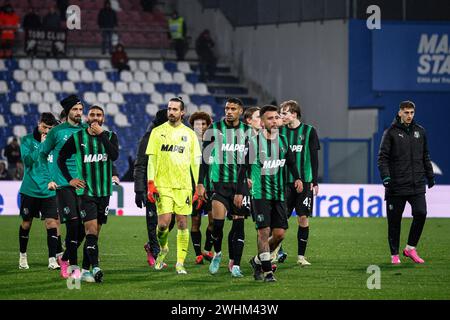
[153,109,168,127]
[60,95,81,114]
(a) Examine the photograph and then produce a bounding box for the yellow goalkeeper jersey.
[146,122,201,190]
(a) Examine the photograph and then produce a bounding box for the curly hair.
[188,111,212,127]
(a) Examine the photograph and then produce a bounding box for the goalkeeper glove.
[147,180,159,203]
[192,191,204,210]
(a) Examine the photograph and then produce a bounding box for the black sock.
[82,241,90,270]
[227,223,235,260]
[204,227,213,252]
[212,219,224,253]
[232,219,245,266]
[77,222,86,248]
[259,253,272,273]
[86,234,99,268]
[66,220,80,265]
[47,228,58,258]
[298,226,309,256]
[56,235,63,254]
[19,226,30,254]
[146,204,159,253]
[62,238,69,261]
[191,230,202,256]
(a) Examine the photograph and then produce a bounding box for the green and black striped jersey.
[202,120,252,184]
[58,129,119,197]
[280,123,320,184]
[237,131,300,201]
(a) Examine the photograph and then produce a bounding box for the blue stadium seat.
[106,71,120,82]
[85,60,99,71]
[186,73,199,84]
[164,61,178,73]
[0,71,11,80]
[5,59,18,70]
[53,71,67,82]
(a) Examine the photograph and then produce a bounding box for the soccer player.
[243,107,261,133]
[188,111,214,264]
[57,105,118,282]
[146,97,202,274]
[39,95,88,280]
[134,109,169,267]
[197,98,252,277]
[279,100,320,266]
[235,105,303,282]
[18,112,61,270]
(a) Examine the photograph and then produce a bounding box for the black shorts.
[192,192,212,217]
[19,193,58,221]
[79,195,110,225]
[56,187,81,223]
[286,182,314,218]
[211,182,250,218]
[252,199,288,230]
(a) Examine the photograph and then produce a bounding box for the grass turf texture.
[1,216,449,300]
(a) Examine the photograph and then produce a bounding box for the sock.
[177,229,189,265]
[204,228,213,252]
[82,241,90,270]
[254,255,261,265]
[212,219,224,253]
[19,226,30,254]
[56,235,63,254]
[62,238,69,261]
[232,219,245,266]
[406,245,415,251]
[259,252,272,273]
[146,205,159,253]
[86,234,99,268]
[66,220,80,265]
[157,226,169,248]
[190,230,202,256]
[298,226,309,256]
[227,223,235,260]
[46,228,58,258]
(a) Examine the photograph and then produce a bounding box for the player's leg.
[227,213,235,271]
[144,201,159,266]
[209,199,227,274]
[276,186,296,263]
[55,216,64,260]
[42,196,60,270]
[386,196,406,264]
[294,183,313,266]
[191,213,203,264]
[18,194,39,269]
[230,216,245,277]
[174,189,193,274]
[203,210,214,261]
[403,194,427,263]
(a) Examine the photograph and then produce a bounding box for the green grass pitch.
[1,216,449,300]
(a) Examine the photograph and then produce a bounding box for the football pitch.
[1,216,449,300]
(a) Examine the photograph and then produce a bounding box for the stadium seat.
[21,81,34,93]
[67,70,81,82]
[59,59,72,71]
[13,125,28,138]
[186,104,199,115]
[105,103,119,115]
[178,93,191,104]
[147,71,160,83]
[98,92,110,104]
[43,92,57,104]
[160,72,173,84]
[129,82,142,94]
[134,71,147,83]
[94,70,107,82]
[16,92,29,104]
[151,92,163,104]
[84,92,97,105]
[195,83,209,95]
[10,103,27,116]
[120,71,133,83]
[173,72,186,84]
[32,59,45,70]
[115,82,128,93]
[152,61,164,72]
[35,80,48,92]
[72,59,86,71]
[199,104,213,115]
[41,70,54,82]
[163,92,177,102]
[177,61,192,73]
[13,70,26,82]
[49,81,62,92]
[111,92,124,104]
[102,81,115,93]
[81,70,94,82]
[114,113,131,127]
[18,59,31,70]
[0,60,5,71]
[181,82,194,94]
[62,81,76,93]
[128,60,137,71]
[30,92,43,104]
[27,70,40,81]
[38,102,52,113]
[51,103,61,115]
[142,82,155,93]
[145,103,159,116]
[46,59,59,71]
[138,61,151,72]
[0,114,7,127]
[98,59,112,70]
[0,80,7,93]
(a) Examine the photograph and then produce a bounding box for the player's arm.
[309,127,320,194]
[133,132,150,207]
[234,140,250,208]
[191,131,202,186]
[145,130,159,202]
[20,137,35,168]
[422,129,435,188]
[38,126,55,183]
[99,131,119,161]
[377,129,392,187]
[286,143,303,193]
[197,126,214,198]
[57,136,85,189]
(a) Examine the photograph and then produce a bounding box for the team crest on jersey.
[80,210,86,219]
[298,135,304,141]
[63,207,70,215]
[414,131,420,139]
[23,208,29,216]
[181,136,187,142]
[256,214,265,223]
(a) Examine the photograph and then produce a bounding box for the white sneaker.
[175,263,187,275]
[81,269,95,283]
[297,256,311,266]
[19,253,29,269]
[48,257,60,270]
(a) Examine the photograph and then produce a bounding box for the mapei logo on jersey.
[290,145,303,152]
[221,144,245,152]
[262,159,286,169]
[161,144,185,153]
[414,131,420,139]
[84,153,108,163]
